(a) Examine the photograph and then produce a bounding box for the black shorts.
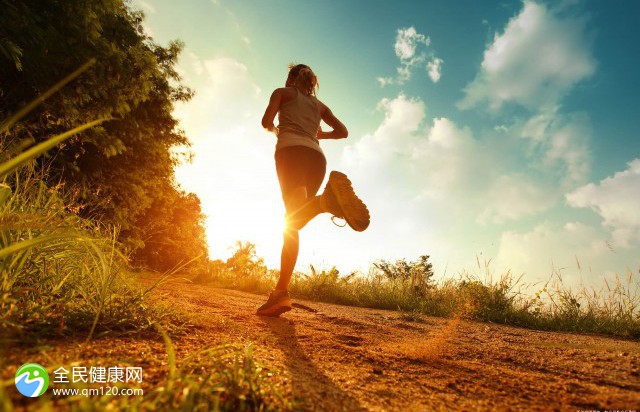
[275,146,327,203]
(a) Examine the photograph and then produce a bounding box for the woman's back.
[276,87,322,152]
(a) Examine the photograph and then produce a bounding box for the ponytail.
[287,63,318,95]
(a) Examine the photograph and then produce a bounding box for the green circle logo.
[15,363,49,397]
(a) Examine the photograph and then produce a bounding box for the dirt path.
[152,280,640,411]
[3,280,639,411]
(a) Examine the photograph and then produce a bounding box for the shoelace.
[331,215,347,227]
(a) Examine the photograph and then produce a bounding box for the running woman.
[257,64,370,316]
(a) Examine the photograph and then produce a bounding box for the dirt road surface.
[154,281,640,411]
[3,280,639,411]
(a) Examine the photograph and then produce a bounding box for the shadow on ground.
[260,316,368,411]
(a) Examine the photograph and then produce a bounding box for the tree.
[226,242,267,277]
[0,0,207,268]
[374,255,435,293]
[131,188,208,272]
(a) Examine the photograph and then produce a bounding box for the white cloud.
[379,27,443,85]
[335,92,633,286]
[343,96,461,200]
[376,76,393,87]
[342,94,557,233]
[495,221,622,287]
[376,94,426,136]
[426,57,443,83]
[341,94,429,203]
[566,159,640,248]
[395,27,430,60]
[477,174,555,224]
[519,108,591,187]
[494,124,509,133]
[458,0,595,111]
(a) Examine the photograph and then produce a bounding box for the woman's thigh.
[275,147,327,203]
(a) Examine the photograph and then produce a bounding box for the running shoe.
[323,171,370,232]
[256,289,292,317]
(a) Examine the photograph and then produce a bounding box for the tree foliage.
[225,241,267,277]
[0,0,208,270]
[374,255,435,292]
[131,188,209,272]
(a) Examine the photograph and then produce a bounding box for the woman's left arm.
[261,89,282,135]
[316,100,348,140]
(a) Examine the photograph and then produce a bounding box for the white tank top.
[276,88,324,155]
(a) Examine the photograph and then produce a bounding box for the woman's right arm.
[317,101,348,140]
[261,88,283,135]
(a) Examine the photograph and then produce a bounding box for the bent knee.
[284,215,303,233]
[283,224,300,240]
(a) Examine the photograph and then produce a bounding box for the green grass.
[0,162,168,342]
[520,267,640,336]
[2,328,288,412]
[199,250,640,339]
[121,328,288,412]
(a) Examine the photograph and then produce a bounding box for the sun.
[174,153,286,267]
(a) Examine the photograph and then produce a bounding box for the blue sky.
[135,0,640,288]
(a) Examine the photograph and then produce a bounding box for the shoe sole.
[256,298,293,317]
[328,171,370,232]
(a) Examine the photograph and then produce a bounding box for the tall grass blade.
[142,253,204,297]
[0,119,107,179]
[0,184,10,206]
[0,234,67,259]
[154,323,177,390]
[0,59,96,134]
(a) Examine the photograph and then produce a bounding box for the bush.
[373,255,435,296]
[194,242,275,295]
